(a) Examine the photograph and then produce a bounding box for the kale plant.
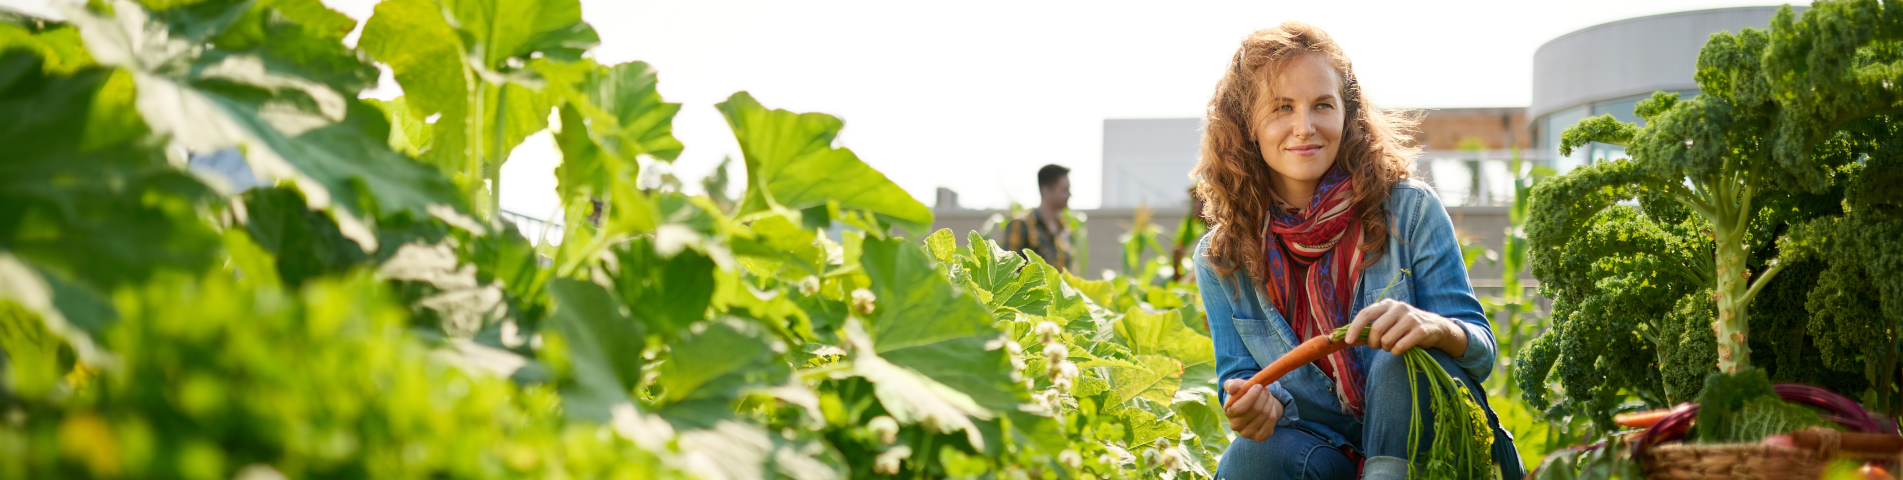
[1518,0,1903,426]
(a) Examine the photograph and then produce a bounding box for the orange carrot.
[1612,403,1691,428]
[1222,333,1350,410]
[1222,270,1407,411]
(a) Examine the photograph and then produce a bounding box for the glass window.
[1592,97,1644,125]
[1541,105,1591,175]
[1539,90,1704,174]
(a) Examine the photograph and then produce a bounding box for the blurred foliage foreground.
[0,0,1235,478]
[8,0,1900,478]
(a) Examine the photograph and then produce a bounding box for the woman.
[1190,22,1524,480]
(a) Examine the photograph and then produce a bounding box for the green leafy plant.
[0,1,1248,479]
[1517,1,1903,429]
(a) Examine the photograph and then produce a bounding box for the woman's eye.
[1276,104,1293,112]
[1316,103,1334,110]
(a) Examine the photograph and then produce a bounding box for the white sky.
[4,0,1801,214]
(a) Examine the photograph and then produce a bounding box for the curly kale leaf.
[1557,115,1637,157]
[1623,93,1765,188]
[1760,2,1903,193]
[1694,28,1774,111]
[1515,318,1563,411]
[1525,160,1656,290]
[1524,170,1716,424]
[1807,257,1887,373]
[1538,266,1691,428]
[1748,258,1870,395]
[1537,206,1711,301]
[1779,152,1903,399]
[1658,291,1718,404]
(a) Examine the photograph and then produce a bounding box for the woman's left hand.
[1342,298,1468,358]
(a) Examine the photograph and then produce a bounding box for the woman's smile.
[1287,144,1324,156]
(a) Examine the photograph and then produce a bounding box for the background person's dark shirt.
[1002,209,1072,272]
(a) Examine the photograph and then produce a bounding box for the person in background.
[1003,164,1074,272]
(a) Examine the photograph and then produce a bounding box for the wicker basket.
[1640,428,1901,480]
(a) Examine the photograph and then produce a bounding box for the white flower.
[850,288,877,314]
[867,416,899,445]
[1033,321,1061,339]
[1052,377,1072,394]
[797,275,821,296]
[1161,447,1185,471]
[1058,449,1083,469]
[874,445,912,475]
[1042,342,1069,361]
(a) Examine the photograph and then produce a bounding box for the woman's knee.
[1216,428,1352,480]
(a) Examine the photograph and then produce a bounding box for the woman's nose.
[1293,111,1317,139]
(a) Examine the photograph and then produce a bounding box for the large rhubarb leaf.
[717,92,932,234]
[1113,307,1216,389]
[0,50,220,291]
[545,277,645,421]
[73,0,467,251]
[360,0,594,207]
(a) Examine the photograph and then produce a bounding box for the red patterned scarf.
[1261,165,1368,417]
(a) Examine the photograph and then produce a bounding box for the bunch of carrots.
[1220,269,1495,478]
[1221,325,1494,478]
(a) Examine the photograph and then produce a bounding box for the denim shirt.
[1195,179,1497,430]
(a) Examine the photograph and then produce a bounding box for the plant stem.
[488,85,509,221]
[1711,211,1752,373]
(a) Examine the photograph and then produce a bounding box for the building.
[1413,107,1530,207]
[1099,118,1203,209]
[1531,6,1803,172]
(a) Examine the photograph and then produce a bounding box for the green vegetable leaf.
[361,0,588,211]
[442,0,598,66]
[1109,354,1184,408]
[717,92,932,235]
[959,231,1054,316]
[0,51,221,291]
[1113,307,1215,389]
[1693,368,1777,443]
[839,318,993,450]
[74,0,469,251]
[652,319,788,428]
[546,277,645,421]
[924,228,957,265]
[237,187,372,288]
[858,236,1024,407]
[608,237,717,339]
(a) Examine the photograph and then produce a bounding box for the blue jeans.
[1214,348,1526,480]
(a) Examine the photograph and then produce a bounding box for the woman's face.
[1253,53,1345,193]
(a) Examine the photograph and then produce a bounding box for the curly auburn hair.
[1191,21,1420,281]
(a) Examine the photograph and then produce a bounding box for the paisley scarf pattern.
[1261,165,1368,417]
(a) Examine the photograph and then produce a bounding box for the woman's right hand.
[1223,378,1284,442]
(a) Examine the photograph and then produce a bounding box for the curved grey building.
[1532,6,1805,172]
